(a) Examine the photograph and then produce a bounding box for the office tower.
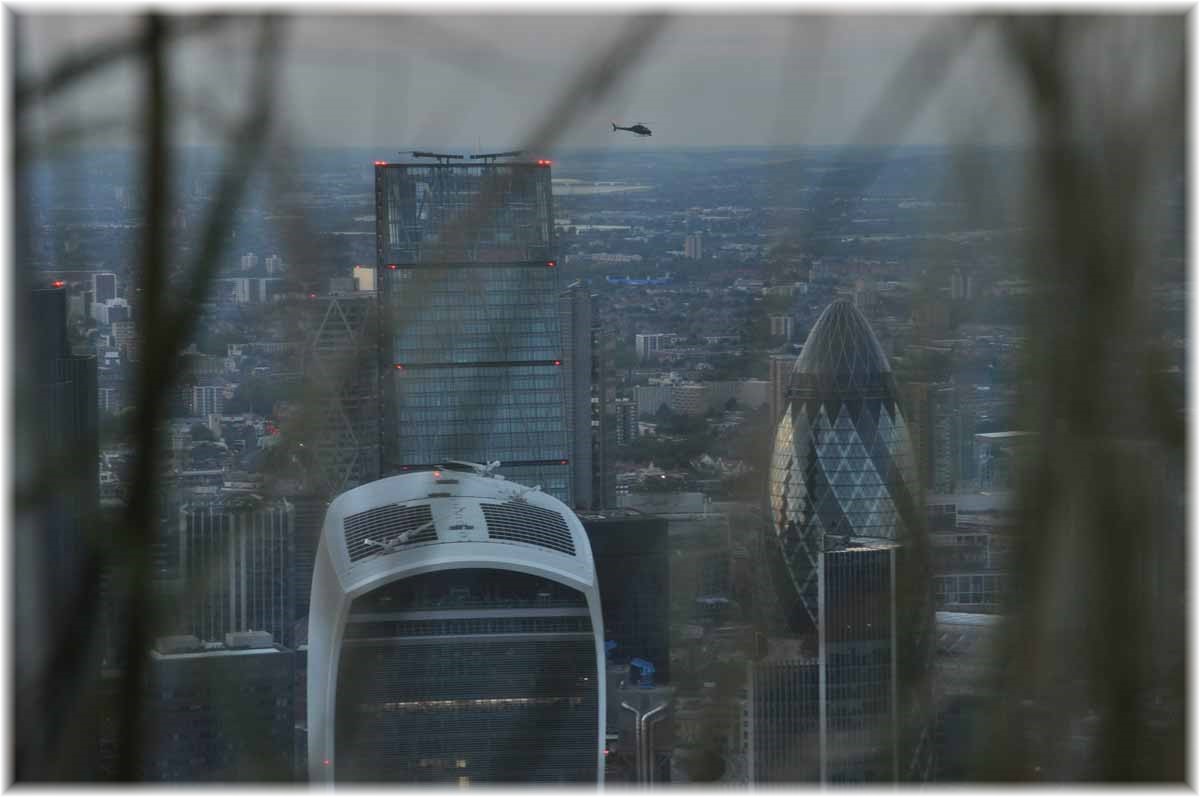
[240,252,259,272]
[590,311,618,510]
[352,264,376,291]
[749,655,820,782]
[190,384,224,416]
[375,159,573,503]
[586,511,672,785]
[932,611,1003,781]
[92,272,117,303]
[613,397,637,445]
[180,497,295,647]
[28,285,98,628]
[635,332,671,361]
[671,382,707,416]
[853,277,878,311]
[265,253,284,274]
[684,233,703,260]
[560,282,595,509]
[580,511,670,682]
[975,431,1032,490]
[949,269,974,301]
[900,381,959,494]
[308,469,605,784]
[765,298,933,783]
[299,292,380,496]
[769,314,794,341]
[111,319,138,361]
[91,298,129,325]
[634,383,672,418]
[143,634,294,781]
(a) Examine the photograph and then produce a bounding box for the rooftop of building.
[825,536,902,553]
[150,633,290,659]
[324,468,595,578]
[576,508,650,520]
[975,431,1034,440]
[790,298,895,393]
[936,611,1007,627]
[925,491,1017,513]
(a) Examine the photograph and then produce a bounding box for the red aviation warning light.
[51,280,65,288]
[393,363,405,371]
[553,360,561,366]
[546,260,557,269]
[386,264,400,270]
[536,159,552,167]
[373,161,387,166]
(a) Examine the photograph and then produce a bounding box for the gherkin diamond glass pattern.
[767,300,919,631]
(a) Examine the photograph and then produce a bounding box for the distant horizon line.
[33,142,1029,160]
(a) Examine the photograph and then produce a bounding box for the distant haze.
[20,13,1031,153]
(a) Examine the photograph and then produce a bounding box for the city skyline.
[12,10,1186,782]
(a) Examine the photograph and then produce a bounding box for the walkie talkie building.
[762,299,934,783]
[375,159,574,503]
[307,469,605,784]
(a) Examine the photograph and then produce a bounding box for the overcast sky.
[19,13,1033,153]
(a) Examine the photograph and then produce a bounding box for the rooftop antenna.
[411,151,464,164]
[469,151,524,164]
[444,460,502,476]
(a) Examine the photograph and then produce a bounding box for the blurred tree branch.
[15,14,232,110]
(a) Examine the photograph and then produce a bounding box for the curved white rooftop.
[308,469,606,783]
[319,469,597,597]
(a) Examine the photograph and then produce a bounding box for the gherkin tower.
[768,298,920,630]
[759,299,933,783]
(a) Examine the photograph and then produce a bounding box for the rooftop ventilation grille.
[482,502,575,556]
[344,503,435,562]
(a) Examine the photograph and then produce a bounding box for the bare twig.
[14,14,232,110]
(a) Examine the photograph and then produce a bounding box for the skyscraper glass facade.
[750,659,820,782]
[762,299,933,783]
[334,568,599,783]
[375,162,571,502]
[580,513,670,681]
[307,471,605,784]
[180,498,295,647]
[301,293,380,495]
[768,299,919,631]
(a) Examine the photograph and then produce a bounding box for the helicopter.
[612,121,652,137]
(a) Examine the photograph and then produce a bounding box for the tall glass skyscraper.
[307,470,605,784]
[375,160,572,502]
[178,497,295,647]
[761,298,934,783]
